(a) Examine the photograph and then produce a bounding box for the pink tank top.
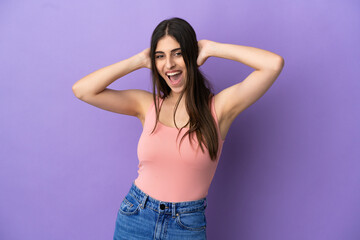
[134,96,225,202]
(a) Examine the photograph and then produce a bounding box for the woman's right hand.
[138,48,151,69]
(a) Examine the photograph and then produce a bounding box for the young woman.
[72,17,284,240]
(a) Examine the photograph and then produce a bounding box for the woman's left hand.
[197,40,214,67]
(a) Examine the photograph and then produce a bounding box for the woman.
[72,17,284,240]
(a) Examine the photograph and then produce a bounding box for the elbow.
[270,55,285,72]
[276,56,285,70]
[263,55,284,72]
[72,84,83,99]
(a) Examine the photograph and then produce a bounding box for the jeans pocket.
[175,209,207,231]
[118,192,141,216]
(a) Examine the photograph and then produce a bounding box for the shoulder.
[137,92,171,127]
[137,90,154,121]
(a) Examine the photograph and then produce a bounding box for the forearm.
[72,54,144,98]
[207,41,284,71]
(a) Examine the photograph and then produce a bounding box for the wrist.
[207,40,221,58]
[132,53,146,69]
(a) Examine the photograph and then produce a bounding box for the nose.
[165,56,175,69]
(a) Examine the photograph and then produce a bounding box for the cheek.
[155,63,163,74]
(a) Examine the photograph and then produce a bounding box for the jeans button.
[160,204,165,210]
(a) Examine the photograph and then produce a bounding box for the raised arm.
[197,40,285,140]
[72,48,153,122]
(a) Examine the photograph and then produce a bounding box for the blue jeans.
[113,181,207,240]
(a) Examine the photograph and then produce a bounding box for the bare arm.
[198,40,284,71]
[72,48,153,120]
[197,40,284,140]
[72,50,150,98]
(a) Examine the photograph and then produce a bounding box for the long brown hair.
[149,17,219,161]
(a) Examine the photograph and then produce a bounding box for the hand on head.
[197,39,212,67]
[139,48,151,69]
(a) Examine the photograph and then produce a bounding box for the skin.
[154,35,190,129]
[73,34,284,141]
[155,35,188,101]
[139,36,284,140]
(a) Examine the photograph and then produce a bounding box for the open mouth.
[166,71,183,85]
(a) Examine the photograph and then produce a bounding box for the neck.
[168,91,186,103]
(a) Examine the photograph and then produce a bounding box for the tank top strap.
[145,98,155,120]
[145,96,162,115]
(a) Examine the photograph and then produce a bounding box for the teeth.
[166,71,181,76]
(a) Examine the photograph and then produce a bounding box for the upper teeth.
[166,71,181,76]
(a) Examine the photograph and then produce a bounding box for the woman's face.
[155,35,187,95]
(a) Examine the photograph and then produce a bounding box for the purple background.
[1,0,359,239]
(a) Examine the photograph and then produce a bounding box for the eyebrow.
[155,48,181,54]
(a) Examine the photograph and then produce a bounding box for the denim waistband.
[129,181,207,217]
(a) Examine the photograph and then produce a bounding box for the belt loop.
[141,194,148,209]
[172,203,176,217]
